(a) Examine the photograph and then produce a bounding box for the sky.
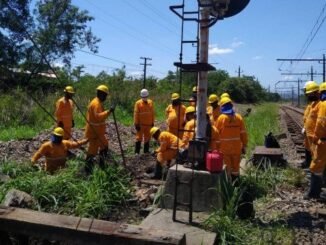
[70,0,326,92]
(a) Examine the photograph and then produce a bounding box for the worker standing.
[207,94,220,126]
[134,89,155,154]
[165,93,186,138]
[305,82,326,199]
[216,97,247,183]
[55,86,75,139]
[182,106,196,148]
[84,85,114,174]
[302,81,314,168]
[189,86,197,106]
[149,127,184,179]
[31,127,88,173]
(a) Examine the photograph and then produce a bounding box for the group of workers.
[303,81,326,200]
[31,84,248,183]
[134,86,248,181]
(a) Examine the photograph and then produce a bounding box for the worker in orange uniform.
[134,89,155,154]
[216,97,247,184]
[55,86,75,139]
[305,82,326,199]
[304,82,320,160]
[302,81,315,168]
[207,94,220,126]
[189,86,197,106]
[31,127,88,173]
[220,92,230,99]
[182,106,196,148]
[84,85,115,174]
[165,93,186,138]
[149,127,184,179]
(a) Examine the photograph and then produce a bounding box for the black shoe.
[85,156,95,175]
[135,141,141,154]
[304,173,322,199]
[144,141,150,154]
[99,148,108,169]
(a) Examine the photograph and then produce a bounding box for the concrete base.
[253,146,284,166]
[160,165,225,212]
[141,209,216,245]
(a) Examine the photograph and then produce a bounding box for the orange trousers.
[136,125,151,143]
[310,140,326,175]
[157,149,178,166]
[223,154,241,176]
[87,135,108,156]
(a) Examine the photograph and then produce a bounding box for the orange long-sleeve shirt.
[156,131,184,153]
[133,99,154,126]
[55,97,73,124]
[165,104,186,133]
[207,105,220,125]
[216,113,247,155]
[305,101,320,138]
[182,119,195,148]
[85,97,110,139]
[314,101,326,140]
[32,139,86,173]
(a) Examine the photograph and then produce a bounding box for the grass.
[244,103,280,155]
[0,159,132,219]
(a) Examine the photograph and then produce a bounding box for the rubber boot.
[231,174,240,187]
[304,173,322,199]
[85,155,95,175]
[151,162,162,179]
[302,149,312,168]
[99,148,108,169]
[135,141,141,154]
[144,141,150,154]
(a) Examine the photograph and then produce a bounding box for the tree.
[0,0,99,88]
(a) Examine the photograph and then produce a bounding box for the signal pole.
[237,66,243,78]
[140,57,152,88]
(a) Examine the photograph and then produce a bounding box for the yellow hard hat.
[319,82,326,92]
[96,85,109,94]
[208,94,219,104]
[171,93,180,100]
[220,92,230,99]
[186,106,195,114]
[53,127,64,137]
[192,86,197,92]
[305,81,319,94]
[64,86,75,94]
[150,127,159,136]
[219,97,232,106]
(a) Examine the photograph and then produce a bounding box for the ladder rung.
[182,40,198,44]
[176,202,191,207]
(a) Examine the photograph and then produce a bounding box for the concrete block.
[141,209,216,245]
[160,165,225,212]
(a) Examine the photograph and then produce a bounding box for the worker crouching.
[149,127,184,179]
[31,127,88,174]
[216,97,248,184]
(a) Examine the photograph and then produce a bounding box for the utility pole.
[236,66,243,78]
[275,80,304,106]
[140,57,152,89]
[280,67,323,80]
[277,54,326,82]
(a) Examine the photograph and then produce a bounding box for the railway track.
[281,105,305,159]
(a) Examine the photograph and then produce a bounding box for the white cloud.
[53,62,64,68]
[252,56,263,60]
[282,75,294,80]
[209,44,234,55]
[129,71,142,77]
[231,40,244,48]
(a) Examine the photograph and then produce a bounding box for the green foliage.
[0,160,132,218]
[245,103,280,155]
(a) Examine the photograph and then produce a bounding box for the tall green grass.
[245,103,280,155]
[0,159,132,218]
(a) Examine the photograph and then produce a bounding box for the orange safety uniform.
[156,131,184,165]
[303,103,312,150]
[55,97,74,139]
[207,105,220,126]
[310,101,326,175]
[182,119,195,148]
[165,104,186,137]
[32,140,85,173]
[305,101,320,156]
[134,99,155,143]
[216,113,248,176]
[209,126,220,151]
[85,97,110,156]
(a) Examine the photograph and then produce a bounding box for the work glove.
[57,121,64,128]
[109,105,115,113]
[301,128,305,135]
[135,124,141,131]
[241,147,247,155]
[72,120,75,128]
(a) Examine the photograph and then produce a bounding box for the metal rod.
[111,110,126,168]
